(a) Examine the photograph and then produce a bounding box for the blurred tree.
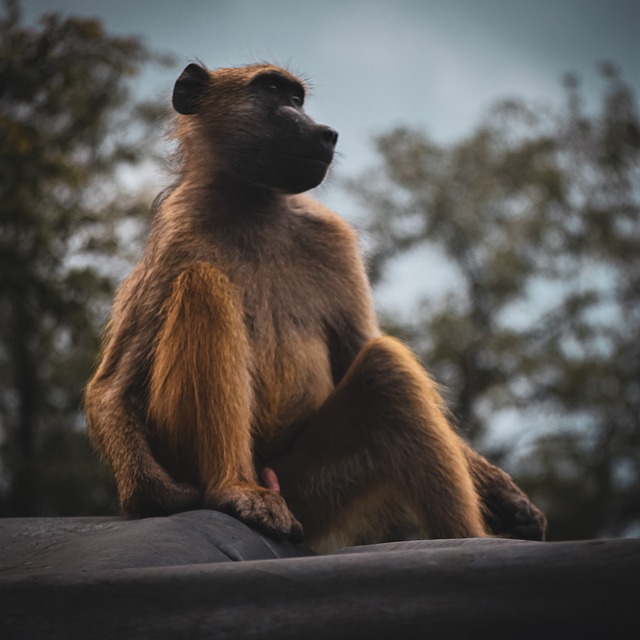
[0,0,171,515]
[351,64,640,540]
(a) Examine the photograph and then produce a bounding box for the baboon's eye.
[264,84,279,95]
[291,94,303,107]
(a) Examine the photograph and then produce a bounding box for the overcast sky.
[20,0,640,309]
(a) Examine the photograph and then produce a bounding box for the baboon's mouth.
[284,155,331,169]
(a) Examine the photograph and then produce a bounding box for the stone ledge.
[0,511,637,639]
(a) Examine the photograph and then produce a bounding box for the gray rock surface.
[0,511,637,639]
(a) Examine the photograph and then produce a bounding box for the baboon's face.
[173,63,338,194]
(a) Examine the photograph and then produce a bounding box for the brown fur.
[85,62,546,551]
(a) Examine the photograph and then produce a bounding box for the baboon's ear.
[172,63,210,115]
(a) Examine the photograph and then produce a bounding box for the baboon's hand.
[205,484,304,543]
[481,469,547,541]
[121,475,202,517]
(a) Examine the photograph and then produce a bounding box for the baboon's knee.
[356,337,426,390]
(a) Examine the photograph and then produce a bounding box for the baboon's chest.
[239,255,335,439]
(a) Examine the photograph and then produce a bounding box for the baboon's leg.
[149,261,302,540]
[270,336,487,550]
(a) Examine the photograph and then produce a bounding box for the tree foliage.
[351,64,640,540]
[0,0,170,515]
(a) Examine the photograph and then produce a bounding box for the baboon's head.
[173,63,338,194]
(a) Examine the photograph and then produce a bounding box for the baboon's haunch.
[85,62,546,552]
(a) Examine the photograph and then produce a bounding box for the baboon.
[84,62,546,552]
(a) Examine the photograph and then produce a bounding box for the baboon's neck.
[164,170,292,236]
